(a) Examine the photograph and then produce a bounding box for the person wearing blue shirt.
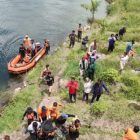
[126,40,135,55]
[91,79,109,103]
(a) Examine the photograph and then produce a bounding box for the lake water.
[0,0,107,92]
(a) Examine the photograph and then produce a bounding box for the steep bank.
[1,0,140,139]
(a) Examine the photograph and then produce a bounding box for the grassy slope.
[0,0,140,139]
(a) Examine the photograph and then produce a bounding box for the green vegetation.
[81,0,100,21]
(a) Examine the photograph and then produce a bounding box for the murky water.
[0,0,107,91]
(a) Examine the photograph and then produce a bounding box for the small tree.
[81,0,100,21]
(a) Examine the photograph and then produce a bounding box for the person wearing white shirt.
[28,121,41,140]
[82,77,92,102]
[120,52,129,72]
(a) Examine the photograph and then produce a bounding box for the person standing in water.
[77,24,82,42]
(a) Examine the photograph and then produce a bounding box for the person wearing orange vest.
[123,126,139,140]
[22,107,37,125]
[49,102,61,120]
[37,106,50,123]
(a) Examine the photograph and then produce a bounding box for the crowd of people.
[18,35,50,64]
[21,102,81,140]
[3,24,139,140]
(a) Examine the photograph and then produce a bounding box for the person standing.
[108,34,116,52]
[66,77,79,103]
[22,107,37,125]
[44,39,50,55]
[122,126,139,140]
[69,30,77,48]
[86,61,96,81]
[37,106,50,123]
[89,40,97,52]
[82,77,92,102]
[91,79,109,103]
[41,64,50,79]
[119,27,126,40]
[44,72,54,96]
[31,39,36,58]
[125,40,135,56]
[77,24,82,42]
[27,121,41,140]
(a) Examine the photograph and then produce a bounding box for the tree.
[81,0,100,21]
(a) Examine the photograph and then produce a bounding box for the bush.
[121,75,140,100]
[90,101,108,117]
[100,68,119,83]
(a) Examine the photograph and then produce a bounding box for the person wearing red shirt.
[66,77,79,103]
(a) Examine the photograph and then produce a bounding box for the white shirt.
[84,81,92,93]
[121,55,129,64]
[28,121,41,133]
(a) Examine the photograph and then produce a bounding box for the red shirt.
[66,81,79,94]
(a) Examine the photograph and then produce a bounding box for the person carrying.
[37,106,50,123]
[68,118,81,140]
[22,107,37,125]
[122,126,139,140]
[108,34,116,52]
[27,121,41,140]
[91,79,109,103]
[69,30,77,48]
[77,24,82,42]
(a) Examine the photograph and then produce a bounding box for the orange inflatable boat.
[8,44,47,74]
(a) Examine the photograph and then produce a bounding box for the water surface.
[0,0,107,91]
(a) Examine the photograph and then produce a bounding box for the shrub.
[90,101,108,117]
[100,68,119,83]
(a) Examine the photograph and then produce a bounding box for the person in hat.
[66,77,79,103]
[37,106,50,123]
[69,30,77,48]
[77,24,83,42]
[23,35,32,52]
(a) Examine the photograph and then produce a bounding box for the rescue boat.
[8,44,47,74]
